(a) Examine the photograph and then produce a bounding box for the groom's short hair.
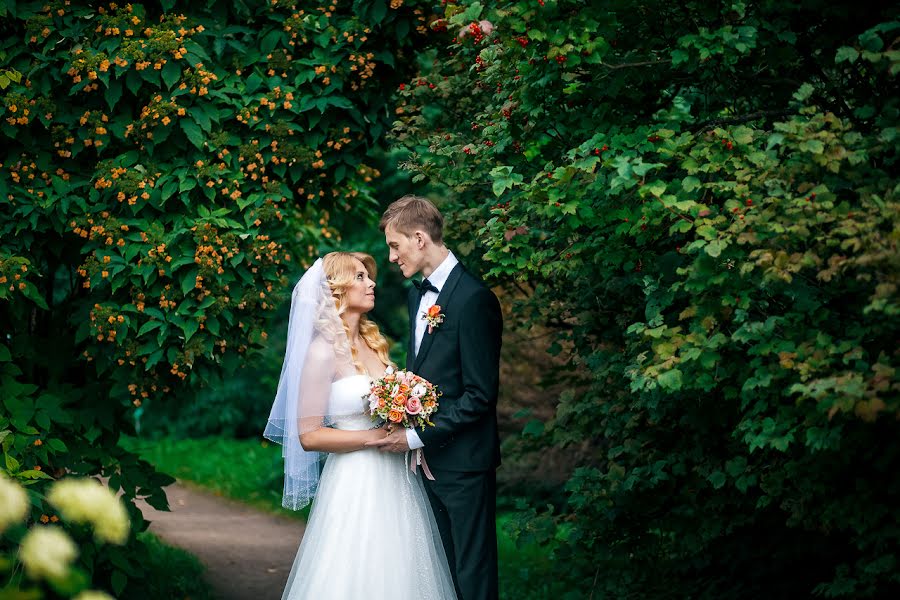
[379,195,444,244]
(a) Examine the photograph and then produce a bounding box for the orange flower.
[388,409,404,423]
[427,304,442,318]
[393,394,408,407]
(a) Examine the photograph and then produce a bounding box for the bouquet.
[365,366,440,431]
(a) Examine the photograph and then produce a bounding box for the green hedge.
[393,1,899,597]
[0,0,428,595]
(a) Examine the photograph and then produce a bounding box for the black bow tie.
[413,278,439,297]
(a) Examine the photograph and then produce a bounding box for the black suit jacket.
[407,263,502,472]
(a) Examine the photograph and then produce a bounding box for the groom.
[368,195,502,600]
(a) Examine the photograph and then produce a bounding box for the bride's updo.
[322,251,392,374]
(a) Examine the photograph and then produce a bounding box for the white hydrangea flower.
[73,590,116,600]
[19,525,77,580]
[0,473,29,533]
[47,478,130,544]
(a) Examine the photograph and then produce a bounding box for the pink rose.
[406,397,423,415]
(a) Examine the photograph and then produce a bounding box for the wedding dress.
[281,373,458,600]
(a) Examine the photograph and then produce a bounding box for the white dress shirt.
[406,251,459,450]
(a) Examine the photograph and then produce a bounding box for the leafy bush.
[393,1,899,597]
[1,0,430,593]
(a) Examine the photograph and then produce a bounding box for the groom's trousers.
[423,468,498,600]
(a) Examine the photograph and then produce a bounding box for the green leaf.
[18,469,53,480]
[138,321,163,336]
[799,139,825,154]
[46,438,68,452]
[793,83,815,102]
[522,419,544,438]
[706,239,725,257]
[111,570,128,596]
[462,1,483,21]
[161,60,181,89]
[835,46,859,64]
[707,471,726,489]
[189,107,211,133]
[182,319,200,342]
[180,118,205,150]
[681,176,701,192]
[104,81,123,111]
[5,452,20,473]
[657,369,683,391]
[182,270,198,295]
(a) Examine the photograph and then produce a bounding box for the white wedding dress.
[281,374,458,600]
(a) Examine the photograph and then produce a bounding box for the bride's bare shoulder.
[306,335,337,365]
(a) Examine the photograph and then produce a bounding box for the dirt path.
[138,483,305,600]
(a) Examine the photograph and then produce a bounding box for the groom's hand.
[366,429,410,453]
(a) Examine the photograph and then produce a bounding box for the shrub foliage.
[392,1,900,597]
[0,0,427,594]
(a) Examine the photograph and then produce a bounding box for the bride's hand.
[368,426,390,443]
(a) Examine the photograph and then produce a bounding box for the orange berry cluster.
[178,62,218,96]
[89,303,127,344]
[3,94,39,127]
[2,155,66,202]
[76,110,111,148]
[93,161,157,205]
[70,214,130,287]
[0,259,31,296]
[125,94,185,142]
[191,223,239,290]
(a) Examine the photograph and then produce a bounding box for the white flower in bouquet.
[47,478,130,544]
[0,473,28,533]
[411,383,427,398]
[19,525,77,580]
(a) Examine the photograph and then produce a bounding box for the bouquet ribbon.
[407,448,435,481]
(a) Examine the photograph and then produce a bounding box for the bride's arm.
[295,338,388,452]
[299,426,386,453]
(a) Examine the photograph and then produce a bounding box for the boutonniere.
[421,304,445,334]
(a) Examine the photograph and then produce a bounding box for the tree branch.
[601,58,672,70]
[690,109,797,132]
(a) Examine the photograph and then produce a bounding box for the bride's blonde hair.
[322,251,392,373]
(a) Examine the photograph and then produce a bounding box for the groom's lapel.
[413,263,464,372]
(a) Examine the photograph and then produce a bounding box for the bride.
[264,251,457,600]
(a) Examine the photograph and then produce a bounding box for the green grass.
[122,435,308,520]
[125,531,212,600]
[126,435,574,599]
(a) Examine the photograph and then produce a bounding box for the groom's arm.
[417,286,502,448]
